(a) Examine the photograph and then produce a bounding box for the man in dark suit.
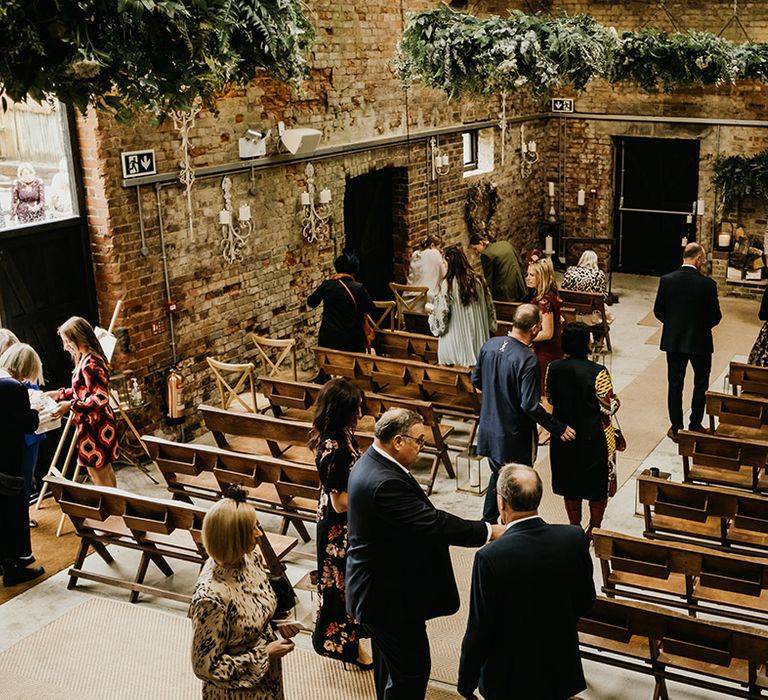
[346,408,504,700]
[458,465,596,700]
[472,303,575,523]
[653,242,722,441]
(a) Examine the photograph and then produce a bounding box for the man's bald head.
[496,464,542,513]
[512,303,541,332]
[683,242,704,266]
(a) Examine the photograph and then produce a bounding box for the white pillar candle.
[300,191,311,206]
[718,233,731,248]
[521,141,528,154]
[319,188,332,204]
[548,181,555,197]
[686,214,692,224]
[238,204,251,222]
[545,235,554,254]
[469,462,480,488]
[528,140,536,153]
[697,198,705,216]
[577,188,586,207]
[218,209,231,225]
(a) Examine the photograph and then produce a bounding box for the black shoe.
[3,562,44,587]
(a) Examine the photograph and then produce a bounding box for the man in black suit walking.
[458,465,596,700]
[346,408,504,700]
[653,242,722,441]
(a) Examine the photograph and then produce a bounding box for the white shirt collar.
[681,263,697,269]
[504,514,541,530]
[372,442,411,476]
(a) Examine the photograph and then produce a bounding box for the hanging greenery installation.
[398,6,768,99]
[0,0,314,122]
[713,151,768,209]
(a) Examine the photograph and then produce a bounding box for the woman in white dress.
[429,244,496,366]
[406,235,445,312]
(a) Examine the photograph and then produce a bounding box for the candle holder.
[218,176,252,264]
[455,446,490,496]
[547,182,557,223]
[520,125,538,179]
[300,163,332,243]
[430,137,450,180]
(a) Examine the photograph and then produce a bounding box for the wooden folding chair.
[368,300,396,332]
[249,334,298,381]
[206,357,261,413]
[389,283,429,329]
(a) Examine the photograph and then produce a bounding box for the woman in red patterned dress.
[49,317,118,488]
[526,258,564,389]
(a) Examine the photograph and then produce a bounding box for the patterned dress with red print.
[57,354,118,469]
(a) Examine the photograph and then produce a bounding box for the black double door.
[613,137,700,275]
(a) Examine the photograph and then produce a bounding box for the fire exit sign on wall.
[551,98,574,113]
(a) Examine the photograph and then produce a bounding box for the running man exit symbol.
[121,149,157,179]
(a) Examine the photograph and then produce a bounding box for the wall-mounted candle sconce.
[219,176,252,264]
[520,125,538,179]
[577,188,586,208]
[300,163,332,243]
[430,137,450,180]
[547,180,556,222]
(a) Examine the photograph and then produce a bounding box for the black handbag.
[0,472,24,497]
[270,575,297,618]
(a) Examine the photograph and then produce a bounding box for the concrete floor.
[0,272,762,700]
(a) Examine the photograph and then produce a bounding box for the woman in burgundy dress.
[526,258,564,389]
[308,378,372,670]
[11,163,46,225]
[49,317,118,488]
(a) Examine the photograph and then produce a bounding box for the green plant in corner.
[0,0,314,122]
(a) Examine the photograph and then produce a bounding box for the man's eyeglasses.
[398,434,425,448]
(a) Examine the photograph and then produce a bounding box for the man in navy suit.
[346,409,505,700]
[458,465,596,700]
[653,242,721,441]
[472,303,575,523]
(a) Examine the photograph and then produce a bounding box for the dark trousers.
[364,619,430,700]
[666,352,712,432]
[483,458,504,524]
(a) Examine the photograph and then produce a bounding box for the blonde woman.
[191,487,298,699]
[561,250,607,298]
[0,343,45,586]
[48,317,117,488]
[0,328,19,355]
[525,258,564,389]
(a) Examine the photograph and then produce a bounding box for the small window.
[463,131,478,171]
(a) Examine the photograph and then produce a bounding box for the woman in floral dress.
[49,317,118,488]
[309,378,373,669]
[190,487,298,699]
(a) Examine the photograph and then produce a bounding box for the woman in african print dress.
[308,378,373,669]
[49,317,118,488]
[546,323,621,540]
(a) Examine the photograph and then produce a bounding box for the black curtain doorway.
[613,137,700,275]
[343,169,395,301]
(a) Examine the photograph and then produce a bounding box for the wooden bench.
[494,299,577,326]
[199,403,373,463]
[593,528,768,626]
[730,362,768,399]
[257,376,456,495]
[44,471,297,604]
[679,430,768,494]
[638,473,768,556]
[558,288,612,351]
[374,328,439,364]
[313,347,481,439]
[579,596,768,699]
[707,391,768,442]
[142,435,319,541]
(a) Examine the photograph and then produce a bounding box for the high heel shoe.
[343,659,374,671]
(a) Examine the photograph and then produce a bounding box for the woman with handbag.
[308,378,373,670]
[428,244,496,366]
[546,323,620,540]
[190,486,299,699]
[308,253,377,355]
[0,342,45,587]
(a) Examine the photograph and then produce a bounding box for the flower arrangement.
[713,151,768,209]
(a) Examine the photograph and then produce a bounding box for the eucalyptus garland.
[0,0,314,122]
[713,151,768,209]
[465,180,500,239]
[398,6,768,98]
